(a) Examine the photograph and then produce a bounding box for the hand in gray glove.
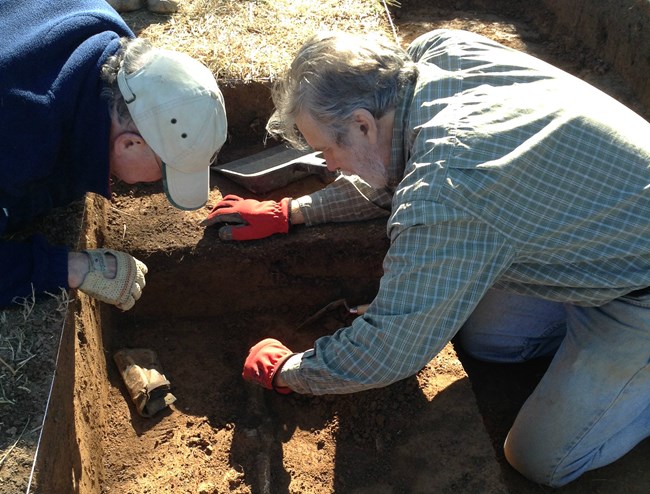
[78,249,147,310]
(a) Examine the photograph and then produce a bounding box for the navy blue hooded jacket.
[0,0,133,306]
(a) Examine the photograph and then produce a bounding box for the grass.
[0,289,69,490]
[0,289,69,406]
[121,0,395,82]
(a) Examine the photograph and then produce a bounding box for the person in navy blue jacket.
[0,0,228,309]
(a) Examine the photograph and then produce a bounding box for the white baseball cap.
[117,49,227,210]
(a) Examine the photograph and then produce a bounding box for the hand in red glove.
[200,195,291,241]
[242,338,294,394]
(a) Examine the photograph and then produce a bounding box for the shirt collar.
[387,72,417,191]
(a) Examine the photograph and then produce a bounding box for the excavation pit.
[6,1,650,493]
[46,191,515,494]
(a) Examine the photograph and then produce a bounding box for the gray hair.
[100,37,156,128]
[266,31,416,148]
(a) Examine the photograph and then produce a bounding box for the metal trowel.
[212,144,337,194]
[297,298,370,330]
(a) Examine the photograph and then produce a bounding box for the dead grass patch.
[0,290,69,406]
[0,290,69,492]
[121,0,394,82]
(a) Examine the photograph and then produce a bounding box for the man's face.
[295,111,388,189]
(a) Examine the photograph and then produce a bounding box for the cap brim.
[162,163,210,211]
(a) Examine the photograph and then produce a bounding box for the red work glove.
[200,195,291,241]
[242,338,294,394]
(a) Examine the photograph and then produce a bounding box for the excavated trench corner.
[30,1,650,493]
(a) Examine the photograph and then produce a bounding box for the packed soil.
[2,1,649,494]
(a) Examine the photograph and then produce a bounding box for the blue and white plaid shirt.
[285,29,650,395]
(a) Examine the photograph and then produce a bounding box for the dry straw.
[0,289,70,405]
[121,0,395,83]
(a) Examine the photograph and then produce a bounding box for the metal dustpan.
[211,144,336,194]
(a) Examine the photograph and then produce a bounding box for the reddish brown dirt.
[6,1,649,494]
[104,319,504,494]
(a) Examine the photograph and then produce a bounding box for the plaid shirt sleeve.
[297,174,392,225]
[283,212,515,395]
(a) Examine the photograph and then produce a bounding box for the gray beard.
[347,147,388,189]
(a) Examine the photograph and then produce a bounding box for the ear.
[110,131,159,184]
[351,109,379,144]
[112,131,146,158]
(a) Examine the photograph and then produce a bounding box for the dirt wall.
[32,196,113,494]
[541,0,650,113]
[125,220,388,320]
[219,81,276,151]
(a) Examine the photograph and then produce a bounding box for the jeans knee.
[456,323,565,363]
[504,431,556,487]
[458,289,566,362]
[504,428,580,488]
[456,329,529,363]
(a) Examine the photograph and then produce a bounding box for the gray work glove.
[78,249,147,311]
[113,348,176,417]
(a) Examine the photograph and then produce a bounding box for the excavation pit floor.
[104,313,503,494]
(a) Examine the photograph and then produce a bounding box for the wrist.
[287,200,292,227]
[270,353,293,393]
[272,353,301,390]
[273,370,288,389]
[279,197,292,232]
[68,252,90,288]
[289,199,305,225]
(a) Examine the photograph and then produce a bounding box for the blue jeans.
[456,289,650,487]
